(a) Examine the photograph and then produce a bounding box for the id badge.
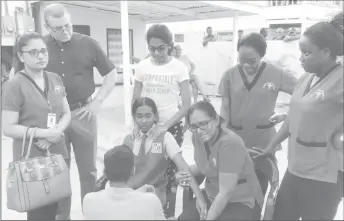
[47,113,57,128]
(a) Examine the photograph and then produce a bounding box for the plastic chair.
[181,149,279,220]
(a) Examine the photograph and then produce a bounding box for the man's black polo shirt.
[44,33,115,104]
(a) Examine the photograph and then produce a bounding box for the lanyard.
[19,71,52,111]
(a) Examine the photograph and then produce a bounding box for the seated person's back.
[83,145,166,220]
[83,187,164,220]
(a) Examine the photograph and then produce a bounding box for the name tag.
[151,143,162,154]
[47,113,56,128]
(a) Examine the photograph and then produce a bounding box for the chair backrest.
[248,149,279,220]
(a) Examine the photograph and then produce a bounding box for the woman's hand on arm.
[164,80,191,129]
[149,79,191,139]
[254,116,290,158]
[269,112,288,124]
[172,153,207,220]
[164,133,207,219]
[280,69,298,95]
[206,173,238,220]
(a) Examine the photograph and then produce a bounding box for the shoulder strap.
[21,127,37,160]
[21,126,33,159]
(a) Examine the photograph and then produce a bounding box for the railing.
[269,0,343,7]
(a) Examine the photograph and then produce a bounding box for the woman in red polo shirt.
[258,12,343,220]
[177,101,263,220]
[2,32,71,220]
[218,33,298,195]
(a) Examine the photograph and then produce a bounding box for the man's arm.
[92,38,118,103]
[76,39,117,121]
[93,69,117,103]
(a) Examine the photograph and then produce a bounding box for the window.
[174,34,184,43]
[106,28,134,71]
[217,31,233,42]
[73,25,90,36]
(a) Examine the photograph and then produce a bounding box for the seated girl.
[97,97,207,219]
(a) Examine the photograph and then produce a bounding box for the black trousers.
[27,202,58,220]
[273,170,342,220]
[178,190,259,220]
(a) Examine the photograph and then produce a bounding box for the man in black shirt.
[43,3,118,219]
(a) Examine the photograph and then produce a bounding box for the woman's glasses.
[188,117,215,133]
[148,44,168,53]
[22,48,48,58]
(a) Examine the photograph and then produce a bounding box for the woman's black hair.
[186,101,224,140]
[132,97,158,119]
[303,11,343,58]
[13,32,45,74]
[146,24,174,55]
[237,33,267,57]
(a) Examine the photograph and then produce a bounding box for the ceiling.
[58,1,263,23]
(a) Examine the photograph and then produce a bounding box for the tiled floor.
[2,86,343,220]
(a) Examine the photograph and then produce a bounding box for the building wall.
[39,2,147,84]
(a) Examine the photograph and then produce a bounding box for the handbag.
[6,127,72,212]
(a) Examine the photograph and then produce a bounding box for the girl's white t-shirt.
[135,57,189,125]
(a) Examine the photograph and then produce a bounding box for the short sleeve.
[218,139,246,174]
[177,62,189,83]
[218,70,231,97]
[92,39,116,76]
[164,132,182,159]
[1,80,24,112]
[280,69,298,94]
[334,74,343,104]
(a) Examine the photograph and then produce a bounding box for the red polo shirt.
[2,72,68,160]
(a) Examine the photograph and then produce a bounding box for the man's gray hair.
[43,3,70,23]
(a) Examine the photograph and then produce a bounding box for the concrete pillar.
[232,13,239,67]
[120,0,132,128]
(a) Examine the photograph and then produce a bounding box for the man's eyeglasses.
[188,117,215,133]
[22,48,48,58]
[237,58,257,66]
[148,45,168,53]
[46,23,72,33]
